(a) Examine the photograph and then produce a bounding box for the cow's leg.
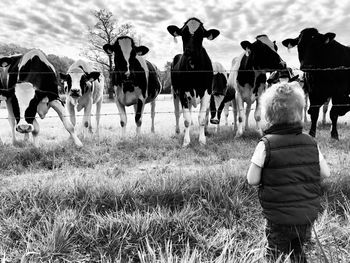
[215,101,225,133]
[205,108,210,135]
[116,99,127,136]
[198,90,210,145]
[224,102,230,126]
[245,101,252,132]
[254,99,263,136]
[83,101,93,137]
[182,107,191,147]
[32,119,40,147]
[322,98,330,125]
[329,105,339,140]
[308,105,320,138]
[150,100,156,133]
[134,99,145,135]
[66,102,76,127]
[49,100,83,147]
[95,99,102,137]
[232,99,238,132]
[173,93,181,134]
[235,91,244,136]
[6,100,17,144]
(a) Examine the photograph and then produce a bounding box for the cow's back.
[171,49,213,98]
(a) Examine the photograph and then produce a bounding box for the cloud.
[0,0,349,69]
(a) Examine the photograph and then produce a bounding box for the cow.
[59,60,104,136]
[299,73,330,124]
[210,61,236,132]
[0,49,82,147]
[167,17,220,146]
[227,35,286,136]
[282,28,350,139]
[102,36,161,135]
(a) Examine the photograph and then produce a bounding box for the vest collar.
[264,123,303,135]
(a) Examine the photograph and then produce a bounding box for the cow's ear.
[324,32,336,44]
[282,38,298,49]
[167,25,182,37]
[0,89,13,100]
[87,72,100,82]
[135,46,149,56]
[205,29,220,40]
[241,41,252,51]
[273,40,278,51]
[59,73,68,82]
[0,57,13,67]
[103,44,114,55]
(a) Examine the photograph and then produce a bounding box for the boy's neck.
[264,122,303,135]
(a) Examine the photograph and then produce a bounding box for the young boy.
[246,81,330,263]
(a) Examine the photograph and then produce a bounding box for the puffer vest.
[258,123,321,225]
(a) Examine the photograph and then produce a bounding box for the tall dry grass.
[0,123,349,262]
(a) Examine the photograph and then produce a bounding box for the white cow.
[60,60,104,136]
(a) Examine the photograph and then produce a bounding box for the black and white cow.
[0,49,82,147]
[60,60,104,136]
[227,35,286,136]
[282,28,350,139]
[167,17,220,146]
[210,61,236,132]
[103,36,161,135]
[299,73,330,124]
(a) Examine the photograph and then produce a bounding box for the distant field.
[0,97,350,262]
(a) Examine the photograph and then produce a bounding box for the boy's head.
[261,81,305,125]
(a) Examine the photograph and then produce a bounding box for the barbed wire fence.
[1,67,350,121]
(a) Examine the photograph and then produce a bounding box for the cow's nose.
[70,89,81,97]
[16,123,34,133]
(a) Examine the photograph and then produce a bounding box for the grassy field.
[0,99,350,262]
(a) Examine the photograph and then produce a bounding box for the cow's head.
[0,83,52,133]
[241,35,286,71]
[282,28,336,70]
[103,36,149,92]
[167,18,220,68]
[60,66,100,102]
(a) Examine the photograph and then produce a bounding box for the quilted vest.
[258,123,321,225]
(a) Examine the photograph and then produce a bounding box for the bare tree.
[83,9,135,99]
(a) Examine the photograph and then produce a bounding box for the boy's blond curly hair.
[260,81,305,125]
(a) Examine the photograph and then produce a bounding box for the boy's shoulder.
[261,132,318,147]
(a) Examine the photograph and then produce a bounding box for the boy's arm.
[247,163,262,185]
[247,141,265,185]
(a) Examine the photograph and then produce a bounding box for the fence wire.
[5,66,350,74]
[1,66,350,121]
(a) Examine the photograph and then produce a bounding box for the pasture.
[0,97,350,262]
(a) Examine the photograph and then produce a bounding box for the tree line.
[0,9,172,96]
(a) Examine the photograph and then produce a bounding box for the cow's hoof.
[182,141,190,147]
[199,140,206,146]
[331,132,339,140]
[175,128,180,134]
[210,119,219,125]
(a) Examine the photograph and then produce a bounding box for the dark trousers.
[265,220,312,263]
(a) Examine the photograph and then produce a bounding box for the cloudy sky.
[1,0,349,71]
